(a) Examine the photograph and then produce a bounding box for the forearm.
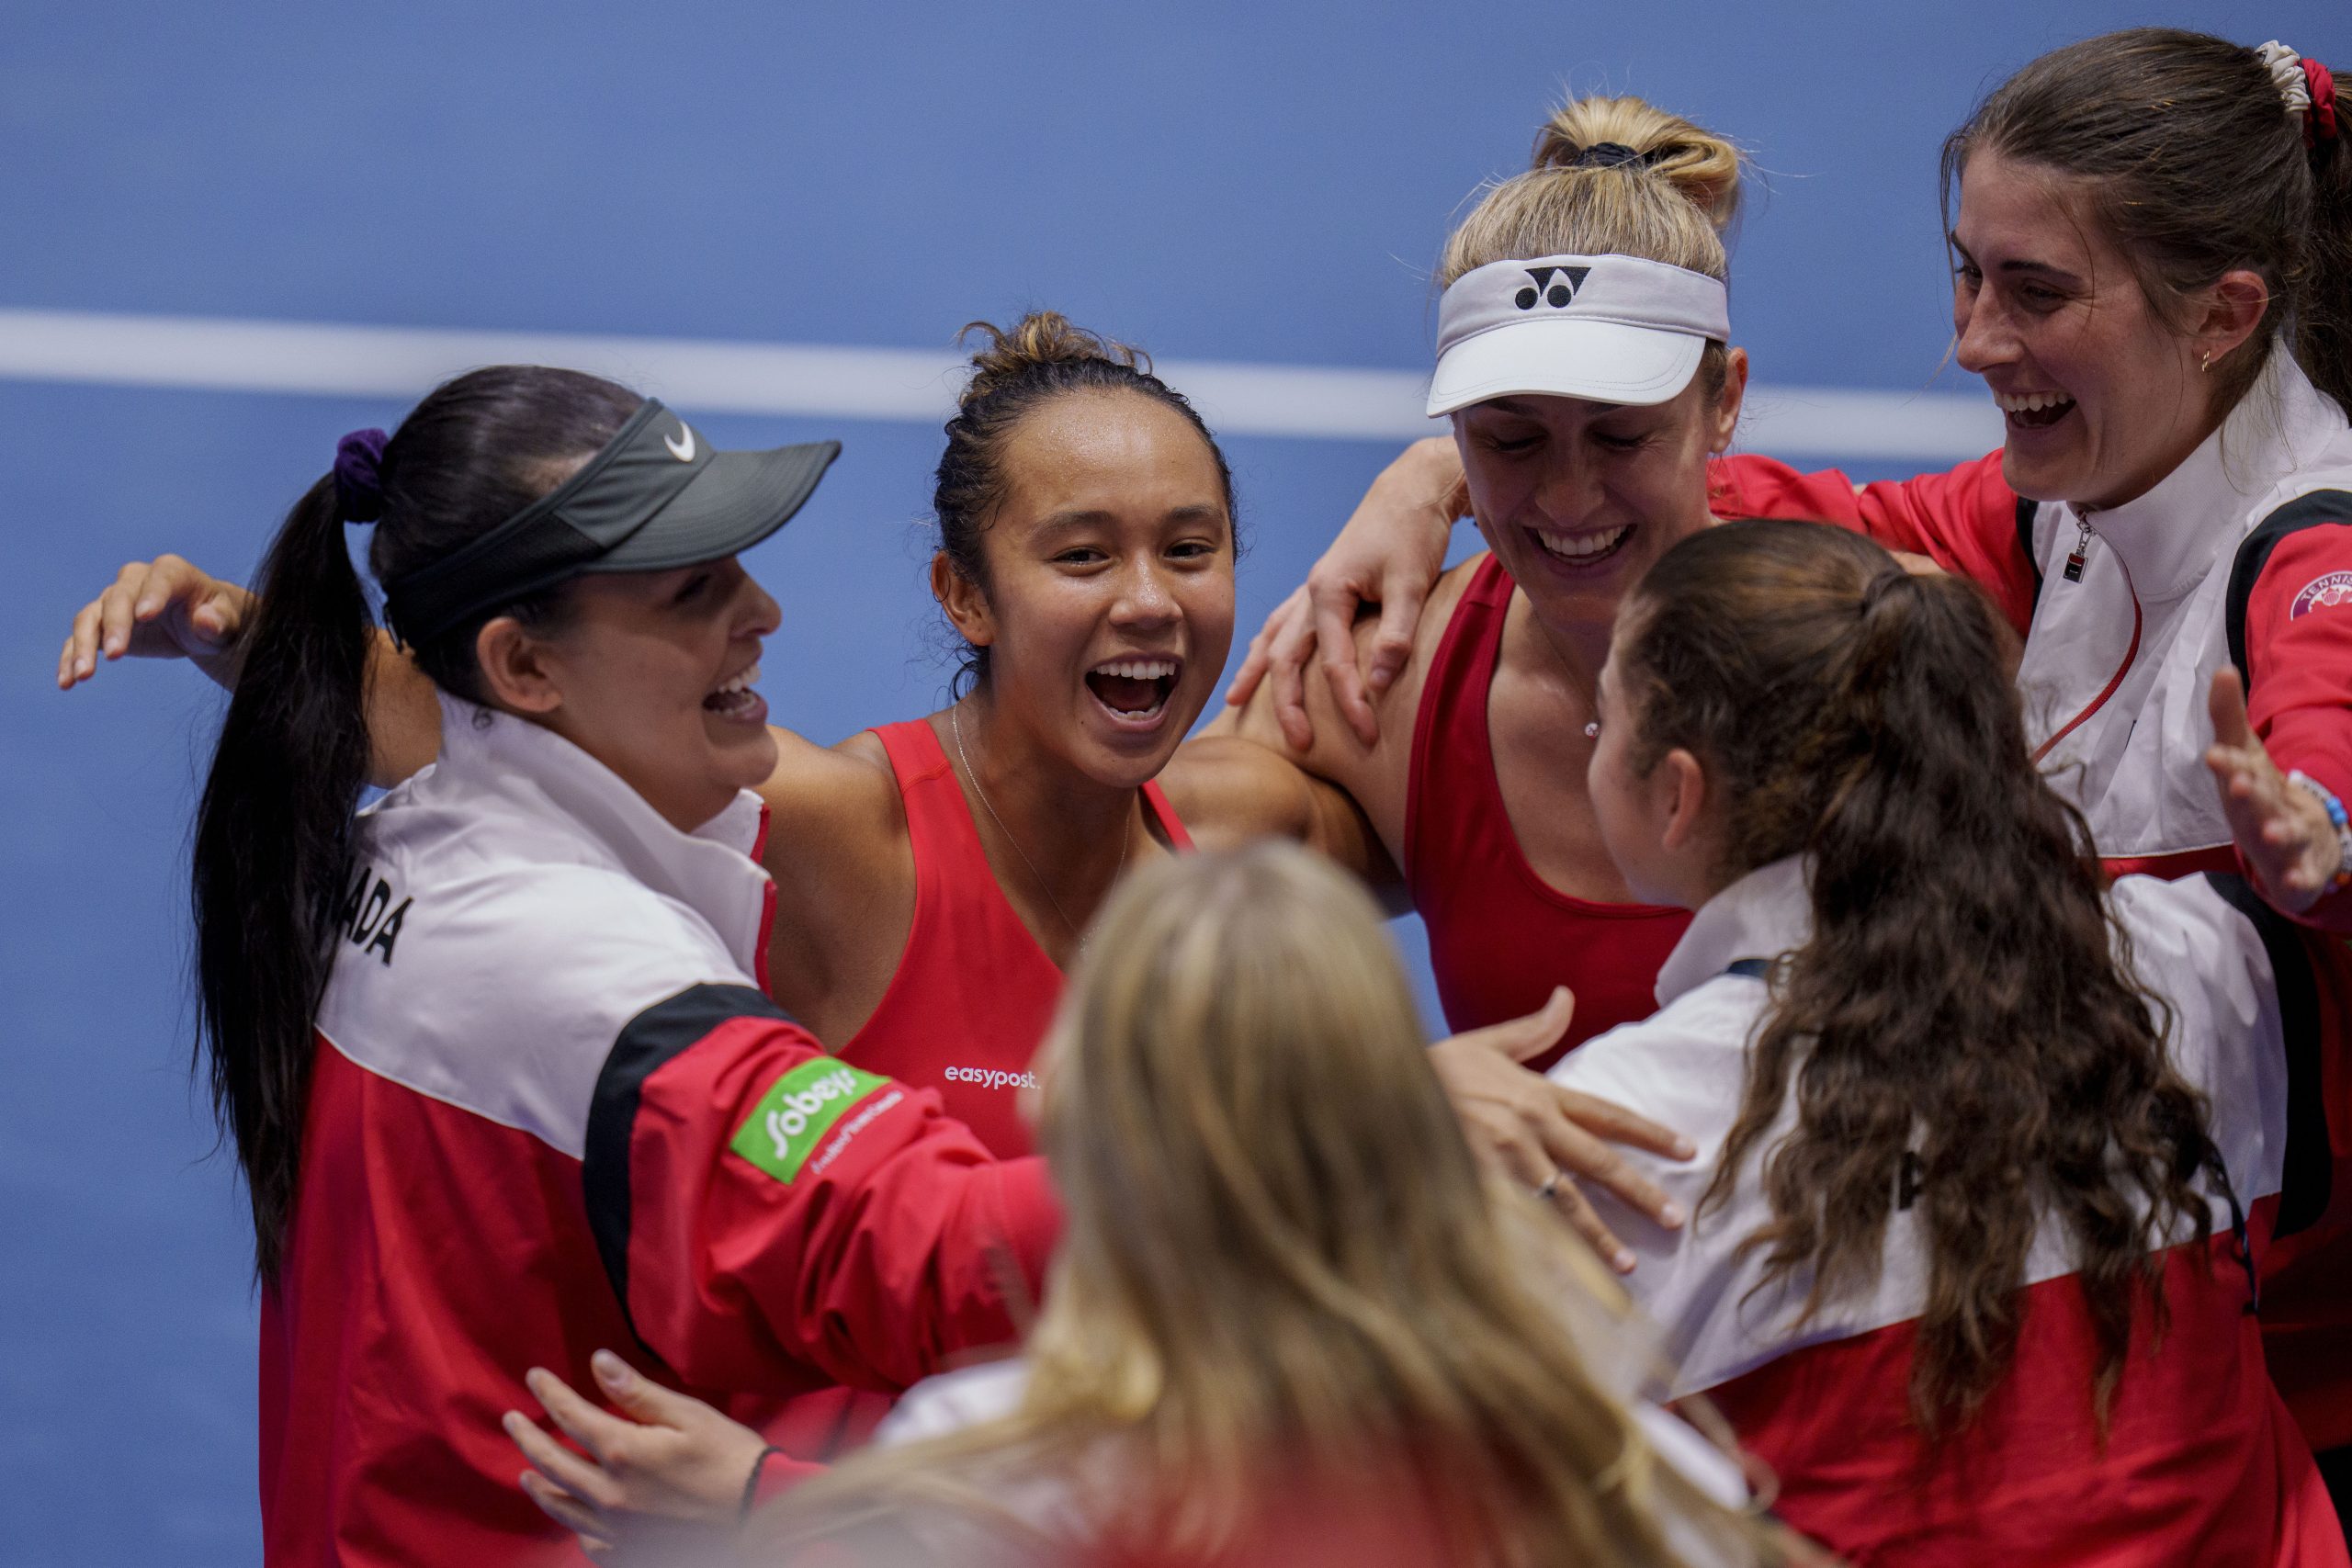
[2248,713,2352,931]
[1164,734,1407,908]
[1301,773,1410,913]
[193,579,438,787]
[2241,518,2352,929]
[612,1004,1059,1395]
[1707,451,2036,635]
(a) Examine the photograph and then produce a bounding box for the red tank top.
[842,718,1193,1157]
[1404,556,1690,1065]
[742,719,1194,1462]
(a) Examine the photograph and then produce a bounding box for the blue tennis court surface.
[4,2,2335,1558]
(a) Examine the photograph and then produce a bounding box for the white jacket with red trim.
[259,694,1057,1566]
[1551,856,2346,1566]
[1713,353,2352,887]
[2011,356,2352,872]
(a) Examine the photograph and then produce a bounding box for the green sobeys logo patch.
[730,1058,892,1183]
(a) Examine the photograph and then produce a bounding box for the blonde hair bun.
[1530,95,1744,234]
[1441,93,1745,291]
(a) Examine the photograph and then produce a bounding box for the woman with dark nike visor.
[185,365,1062,1565]
[122,355,1684,1565]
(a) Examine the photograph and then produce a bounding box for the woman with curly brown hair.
[1555,519,2345,1563]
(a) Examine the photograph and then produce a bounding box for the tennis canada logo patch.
[1514,264,1592,310]
[2291,571,2352,618]
[730,1057,897,1183]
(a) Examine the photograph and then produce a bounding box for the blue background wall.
[3,3,2336,1558]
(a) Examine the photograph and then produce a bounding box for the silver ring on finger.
[1534,1171,1565,1201]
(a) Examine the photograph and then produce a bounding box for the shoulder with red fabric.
[2224,485,2352,934]
[1707,450,2037,635]
[583,980,1059,1404]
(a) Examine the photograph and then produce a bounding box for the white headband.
[1428,253,1732,416]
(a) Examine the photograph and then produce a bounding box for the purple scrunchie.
[334,428,390,523]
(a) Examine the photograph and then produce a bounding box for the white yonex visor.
[1428,253,1731,416]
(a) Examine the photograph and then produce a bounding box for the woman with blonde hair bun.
[757,840,1789,1568]
[1209,92,1754,1083]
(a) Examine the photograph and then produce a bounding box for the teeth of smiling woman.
[1536,525,1631,561]
[710,661,761,697]
[1994,392,2075,413]
[1091,659,1178,680]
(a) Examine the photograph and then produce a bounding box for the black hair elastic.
[739,1445,786,1520]
[1572,141,1671,169]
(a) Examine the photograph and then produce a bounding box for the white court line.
[0,307,2003,461]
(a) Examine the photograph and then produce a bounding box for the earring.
[2201,351,2213,374]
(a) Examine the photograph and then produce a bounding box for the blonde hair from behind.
[763,842,1781,1568]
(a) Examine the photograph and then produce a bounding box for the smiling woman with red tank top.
[1223,93,1747,1075]
[848,718,1191,1156]
[1405,555,1689,1064]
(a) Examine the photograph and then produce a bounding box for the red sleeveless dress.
[746,716,1194,1462]
[1404,555,1690,1066]
[842,718,1193,1157]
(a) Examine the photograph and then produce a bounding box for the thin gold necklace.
[949,702,1130,951]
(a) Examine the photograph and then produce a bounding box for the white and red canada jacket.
[259,694,1058,1566]
[1712,354,2352,887]
[1710,354,2352,1450]
[1552,856,2347,1566]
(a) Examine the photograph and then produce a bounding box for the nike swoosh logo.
[664,424,695,462]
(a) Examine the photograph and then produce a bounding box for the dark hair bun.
[957,312,1148,408]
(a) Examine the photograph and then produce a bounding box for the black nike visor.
[383,399,839,646]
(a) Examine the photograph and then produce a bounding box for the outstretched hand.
[1429,987,1694,1273]
[1223,436,1464,751]
[58,555,252,690]
[2205,668,2340,914]
[503,1350,773,1562]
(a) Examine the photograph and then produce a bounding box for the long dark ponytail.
[1618,520,2221,1437]
[194,366,639,1279]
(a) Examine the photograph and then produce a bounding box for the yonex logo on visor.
[1515,265,1592,310]
[1428,252,1732,417]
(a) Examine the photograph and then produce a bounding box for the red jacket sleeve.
[2240,513,2352,932]
[582,984,1060,1398]
[1708,451,2036,636]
